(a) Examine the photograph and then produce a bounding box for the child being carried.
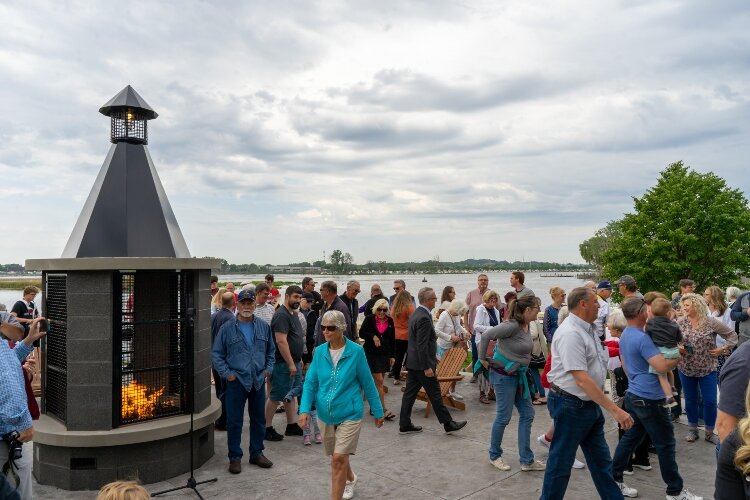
[644,298,681,408]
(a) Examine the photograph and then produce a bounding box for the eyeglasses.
[353,289,361,294]
[321,325,338,331]
[377,308,388,312]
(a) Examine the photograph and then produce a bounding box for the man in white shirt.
[541,287,634,500]
[593,281,612,340]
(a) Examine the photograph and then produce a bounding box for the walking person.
[542,287,565,342]
[435,298,469,401]
[212,289,275,473]
[389,290,415,385]
[299,310,384,500]
[540,287,634,500]
[359,298,397,421]
[479,294,545,472]
[399,287,467,435]
[612,297,700,500]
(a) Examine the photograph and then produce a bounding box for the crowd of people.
[208,272,750,499]
[2,272,750,500]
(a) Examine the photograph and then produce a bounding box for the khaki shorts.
[322,419,362,456]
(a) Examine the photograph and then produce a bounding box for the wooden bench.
[402,347,466,417]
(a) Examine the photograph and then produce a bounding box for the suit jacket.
[406,306,437,371]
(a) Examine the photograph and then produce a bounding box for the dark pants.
[670,367,682,420]
[225,379,266,461]
[613,393,683,496]
[212,367,227,427]
[391,339,408,379]
[399,369,452,427]
[470,333,479,371]
[540,391,623,500]
[617,426,650,466]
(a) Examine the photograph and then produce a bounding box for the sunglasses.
[321,325,338,331]
[377,308,388,312]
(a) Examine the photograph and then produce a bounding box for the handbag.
[529,352,546,369]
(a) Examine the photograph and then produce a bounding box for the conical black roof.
[62,142,190,258]
[99,85,158,119]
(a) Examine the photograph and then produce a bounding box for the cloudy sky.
[1,0,748,265]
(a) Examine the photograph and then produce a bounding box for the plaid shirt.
[0,312,33,435]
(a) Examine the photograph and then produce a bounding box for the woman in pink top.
[360,299,396,420]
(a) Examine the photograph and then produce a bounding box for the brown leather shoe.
[228,459,241,474]
[250,455,273,468]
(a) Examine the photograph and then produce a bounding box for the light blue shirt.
[238,321,255,350]
[0,320,34,434]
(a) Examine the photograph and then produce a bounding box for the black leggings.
[391,339,408,379]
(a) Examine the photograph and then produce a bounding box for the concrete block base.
[33,422,215,491]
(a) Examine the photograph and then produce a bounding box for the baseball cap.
[237,289,256,302]
[616,275,637,287]
[301,292,315,301]
[597,280,612,290]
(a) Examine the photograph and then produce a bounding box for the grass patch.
[0,279,42,290]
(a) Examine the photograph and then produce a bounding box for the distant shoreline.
[0,277,41,289]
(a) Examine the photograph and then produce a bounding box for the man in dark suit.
[399,287,467,434]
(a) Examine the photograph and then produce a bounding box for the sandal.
[705,432,719,445]
[393,379,401,386]
[383,410,396,421]
[532,399,546,405]
[685,428,699,442]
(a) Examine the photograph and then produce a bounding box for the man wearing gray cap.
[616,275,643,299]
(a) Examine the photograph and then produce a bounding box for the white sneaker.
[448,391,465,401]
[666,490,703,500]
[617,482,638,498]
[537,434,551,450]
[572,458,585,469]
[343,472,357,499]
[521,460,546,471]
[490,457,511,471]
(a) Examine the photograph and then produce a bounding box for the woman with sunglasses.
[359,299,397,420]
[300,310,384,500]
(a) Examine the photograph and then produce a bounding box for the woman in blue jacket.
[299,310,384,500]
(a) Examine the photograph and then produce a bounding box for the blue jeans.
[540,391,623,500]
[530,368,545,397]
[225,379,266,460]
[612,393,683,495]
[678,370,717,428]
[488,370,534,464]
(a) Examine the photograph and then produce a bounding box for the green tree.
[579,220,622,271]
[600,162,750,293]
[329,249,354,274]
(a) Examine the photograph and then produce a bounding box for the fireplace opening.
[115,271,190,426]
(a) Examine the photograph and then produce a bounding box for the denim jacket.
[300,338,383,425]
[212,316,275,392]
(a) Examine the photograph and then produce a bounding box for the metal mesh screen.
[44,273,68,422]
[117,271,188,426]
[110,108,148,144]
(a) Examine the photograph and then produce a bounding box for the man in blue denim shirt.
[212,289,275,474]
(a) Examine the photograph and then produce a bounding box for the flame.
[122,381,165,420]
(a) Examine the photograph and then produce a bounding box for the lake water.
[0,272,589,312]
[219,272,588,309]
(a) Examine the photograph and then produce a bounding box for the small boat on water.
[422,277,428,282]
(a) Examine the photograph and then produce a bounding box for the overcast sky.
[1,0,748,265]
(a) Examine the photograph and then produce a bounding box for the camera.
[2,431,22,461]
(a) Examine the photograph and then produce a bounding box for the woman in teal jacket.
[299,310,384,500]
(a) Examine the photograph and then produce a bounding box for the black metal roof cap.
[99,85,158,119]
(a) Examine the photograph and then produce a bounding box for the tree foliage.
[599,162,750,293]
[329,249,354,274]
[579,220,622,271]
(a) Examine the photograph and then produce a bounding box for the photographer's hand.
[18,427,33,443]
[23,318,47,346]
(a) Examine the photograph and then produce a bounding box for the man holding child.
[611,297,701,500]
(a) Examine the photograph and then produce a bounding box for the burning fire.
[122,380,165,420]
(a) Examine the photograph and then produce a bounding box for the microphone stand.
[152,307,217,499]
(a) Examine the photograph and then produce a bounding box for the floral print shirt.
[677,316,737,377]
